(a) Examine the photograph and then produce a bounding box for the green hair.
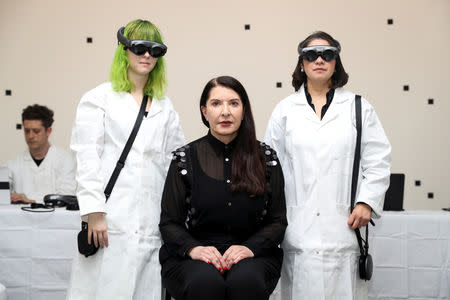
[110,19,167,99]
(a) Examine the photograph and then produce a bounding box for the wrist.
[357,202,372,211]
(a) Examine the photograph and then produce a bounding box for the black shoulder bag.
[77,95,148,257]
[351,95,374,281]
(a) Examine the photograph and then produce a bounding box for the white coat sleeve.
[70,91,107,217]
[54,151,77,195]
[162,104,185,173]
[356,100,391,217]
[264,106,287,169]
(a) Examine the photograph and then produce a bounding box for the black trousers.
[162,255,282,300]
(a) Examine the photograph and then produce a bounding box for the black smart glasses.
[300,46,339,62]
[117,27,167,58]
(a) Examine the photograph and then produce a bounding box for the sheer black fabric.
[159,131,287,262]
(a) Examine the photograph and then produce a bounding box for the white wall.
[1,0,449,210]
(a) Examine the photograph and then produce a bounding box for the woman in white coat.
[264,31,391,299]
[66,19,185,300]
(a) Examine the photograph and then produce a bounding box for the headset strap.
[104,95,148,201]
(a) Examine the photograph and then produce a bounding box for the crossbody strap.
[351,95,369,256]
[351,95,362,211]
[104,95,148,201]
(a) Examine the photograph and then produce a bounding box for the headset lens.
[130,44,166,58]
[149,47,165,57]
[322,50,338,61]
[303,49,338,62]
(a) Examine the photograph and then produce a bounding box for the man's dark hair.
[22,104,54,129]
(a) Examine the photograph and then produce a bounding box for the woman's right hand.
[87,212,109,248]
[188,246,225,273]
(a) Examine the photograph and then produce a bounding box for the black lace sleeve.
[159,146,202,258]
[242,143,288,257]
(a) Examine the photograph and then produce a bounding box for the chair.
[383,173,405,211]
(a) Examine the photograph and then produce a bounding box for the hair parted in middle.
[292,31,349,91]
[110,19,167,99]
[199,76,266,196]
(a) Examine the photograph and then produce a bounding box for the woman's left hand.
[222,245,254,270]
[347,203,372,229]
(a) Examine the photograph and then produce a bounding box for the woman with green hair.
[66,19,185,300]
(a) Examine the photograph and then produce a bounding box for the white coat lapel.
[294,87,320,124]
[319,88,352,127]
[146,98,162,118]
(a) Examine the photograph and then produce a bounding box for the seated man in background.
[5,104,76,203]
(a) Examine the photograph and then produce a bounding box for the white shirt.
[5,145,76,203]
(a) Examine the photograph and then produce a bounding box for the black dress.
[159,132,287,300]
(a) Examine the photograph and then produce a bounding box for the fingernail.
[224,267,228,271]
[207,261,211,264]
[218,267,222,271]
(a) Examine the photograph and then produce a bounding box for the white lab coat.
[66,82,185,300]
[265,85,391,300]
[5,145,76,202]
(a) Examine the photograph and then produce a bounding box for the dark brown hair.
[22,104,54,129]
[292,31,349,91]
[200,76,266,196]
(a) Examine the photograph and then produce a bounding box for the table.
[368,210,450,299]
[0,205,79,300]
[1,207,449,300]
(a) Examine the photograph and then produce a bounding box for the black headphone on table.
[44,194,79,210]
[21,194,79,212]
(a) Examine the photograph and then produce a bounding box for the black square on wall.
[5,90,12,96]
[16,124,22,130]
[276,82,282,88]
[428,192,434,199]
[428,98,434,105]
[387,19,393,25]
[415,180,421,186]
[244,24,250,30]
[87,37,93,43]
[403,85,409,91]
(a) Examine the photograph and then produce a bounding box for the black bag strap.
[351,95,362,211]
[351,95,370,256]
[104,95,148,201]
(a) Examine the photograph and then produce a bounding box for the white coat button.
[316,212,320,216]
[316,251,319,254]
[135,231,138,234]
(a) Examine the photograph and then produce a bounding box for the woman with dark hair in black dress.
[159,76,287,300]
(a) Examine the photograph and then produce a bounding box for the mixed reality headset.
[298,45,340,62]
[117,27,167,58]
